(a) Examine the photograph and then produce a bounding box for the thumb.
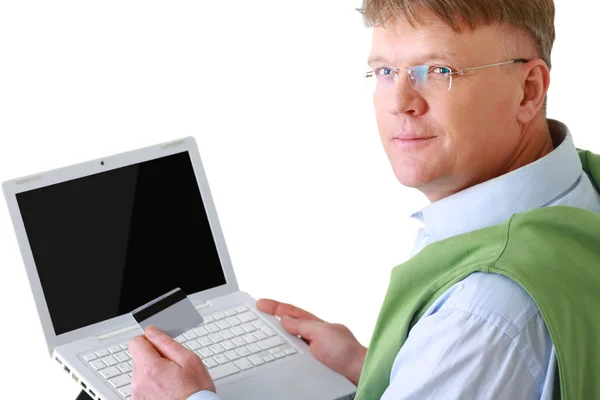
[281,316,320,341]
[144,326,189,366]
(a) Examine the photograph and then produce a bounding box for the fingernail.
[145,326,161,337]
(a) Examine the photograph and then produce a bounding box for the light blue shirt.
[190,119,600,400]
[188,390,220,400]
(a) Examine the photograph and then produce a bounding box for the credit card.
[130,288,204,338]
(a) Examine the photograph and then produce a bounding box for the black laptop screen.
[16,151,227,336]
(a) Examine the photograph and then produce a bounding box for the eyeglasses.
[364,58,529,94]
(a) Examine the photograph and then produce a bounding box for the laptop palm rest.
[216,356,355,400]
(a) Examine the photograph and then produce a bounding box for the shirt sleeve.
[187,390,222,400]
[382,309,540,400]
[380,307,543,400]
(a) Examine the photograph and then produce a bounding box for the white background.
[0,1,597,398]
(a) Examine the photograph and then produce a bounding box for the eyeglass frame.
[365,58,530,93]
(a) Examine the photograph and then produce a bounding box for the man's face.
[370,12,527,201]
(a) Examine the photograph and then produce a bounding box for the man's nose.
[387,73,427,116]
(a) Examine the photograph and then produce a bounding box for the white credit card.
[130,288,204,338]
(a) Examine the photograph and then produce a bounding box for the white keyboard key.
[258,336,286,351]
[114,351,129,362]
[216,320,231,329]
[238,312,257,323]
[184,330,198,340]
[99,366,121,379]
[120,344,128,350]
[235,347,251,357]
[95,349,109,357]
[208,333,223,343]
[254,330,268,340]
[186,340,201,350]
[274,352,286,359]
[203,358,218,368]
[232,337,246,347]
[118,384,132,397]
[231,326,245,336]
[248,355,265,366]
[226,316,242,326]
[241,323,256,333]
[90,360,106,370]
[194,327,209,337]
[220,329,235,340]
[108,345,122,353]
[221,340,235,350]
[242,333,257,343]
[214,354,229,364]
[225,309,237,317]
[213,312,226,320]
[247,343,262,354]
[206,323,220,333]
[209,362,240,380]
[263,354,275,362]
[224,350,240,361]
[252,320,265,329]
[128,361,133,366]
[234,357,253,370]
[209,344,225,354]
[183,341,194,350]
[117,362,132,373]
[261,326,277,337]
[199,348,214,358]
[175,335,186,343]
[198,337,213,347]
[101,355,118,367]
[125,350,131,357]
[83,353,97,362]
[204,316,215,323]
[269,347,282,355]
[235,305,248,313]
[109,373,131,388]
[284,348,297,355]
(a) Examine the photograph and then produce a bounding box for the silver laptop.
[3,137,356,400]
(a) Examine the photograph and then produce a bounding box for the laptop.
[3,137,356,400]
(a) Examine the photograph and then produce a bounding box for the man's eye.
[431,66,452,75]
[376,67,395,77]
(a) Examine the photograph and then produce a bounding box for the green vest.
[356,149,600,400]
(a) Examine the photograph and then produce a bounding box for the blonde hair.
[358,0,555,70]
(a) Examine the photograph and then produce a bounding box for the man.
[129,0,600,398]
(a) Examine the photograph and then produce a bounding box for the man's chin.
[392,167,435,189]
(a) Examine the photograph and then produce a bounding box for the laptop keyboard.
[80,305,298,399]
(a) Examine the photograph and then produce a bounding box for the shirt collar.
[411,119,582,242]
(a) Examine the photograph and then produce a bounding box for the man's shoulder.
[434,272,540,339]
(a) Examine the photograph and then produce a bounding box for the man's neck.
[502,118,554,176]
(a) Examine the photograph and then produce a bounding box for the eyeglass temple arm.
[456,58,530,74]
[447,59,529,91]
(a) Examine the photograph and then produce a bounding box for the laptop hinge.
[96,324,140,341]
[194,301,212,311]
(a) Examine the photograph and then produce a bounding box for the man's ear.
[517,59,551,124]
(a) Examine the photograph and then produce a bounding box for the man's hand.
[257,299,367,386]
[129,326,215,400]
